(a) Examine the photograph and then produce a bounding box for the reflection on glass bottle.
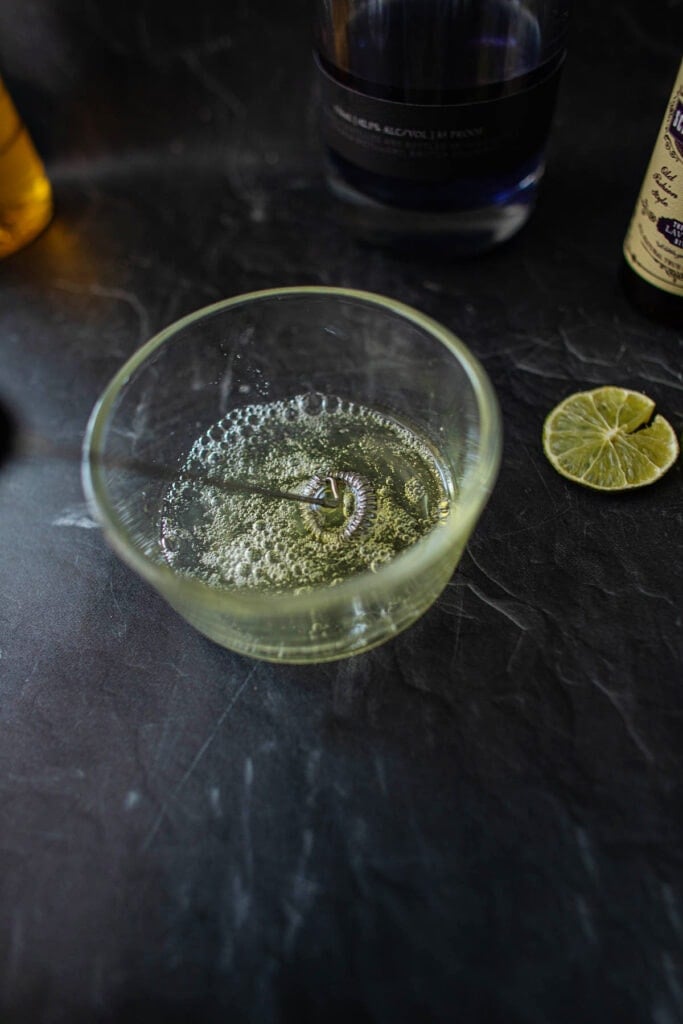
[0,76,53,258]
[314,0,570,252]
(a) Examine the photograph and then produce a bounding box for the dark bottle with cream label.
[622,59,683,327]
[314,0,570,252]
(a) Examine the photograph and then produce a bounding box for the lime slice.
[542,386,679,490]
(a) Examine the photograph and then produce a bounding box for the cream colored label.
[623,59,683,297]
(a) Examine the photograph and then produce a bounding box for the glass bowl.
[82,287,501,663]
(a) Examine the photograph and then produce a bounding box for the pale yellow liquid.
[0,78,52,257]
[161,395,452,594]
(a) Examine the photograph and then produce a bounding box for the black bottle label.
[315,55,562,181]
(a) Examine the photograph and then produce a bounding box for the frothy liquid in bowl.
[160,394,452,593]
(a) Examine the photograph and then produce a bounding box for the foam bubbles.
[160,393,452,593]
[301,392,326,416]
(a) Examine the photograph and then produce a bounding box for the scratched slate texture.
[1,1,682,1022]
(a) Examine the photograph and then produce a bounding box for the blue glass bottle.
[315,0,570,252]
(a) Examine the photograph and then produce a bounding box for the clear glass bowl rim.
[82,286,502,618]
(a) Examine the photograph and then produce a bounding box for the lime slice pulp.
[542,386,679,490]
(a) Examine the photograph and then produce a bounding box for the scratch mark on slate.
[52,506,99,529]
[182,52,246,117]
[53,281,151,345]
[142,667,255,851]
[374,754,387,796]
[575,826,599,881]
[661,883,683,938]
[575,895,597,944]
[3,909,23,992]
[283,828,317,954]
[209,785,222,818]
[242,756,254,883]
[467,582,532,632]
[587,672,654,764]
[662,951,683,1011]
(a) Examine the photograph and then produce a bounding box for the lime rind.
[543,386,679,491]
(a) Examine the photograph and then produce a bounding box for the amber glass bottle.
[0,75,52,258]
[622,59,683,327]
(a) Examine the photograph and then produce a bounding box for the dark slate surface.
[1,2,682,1022]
